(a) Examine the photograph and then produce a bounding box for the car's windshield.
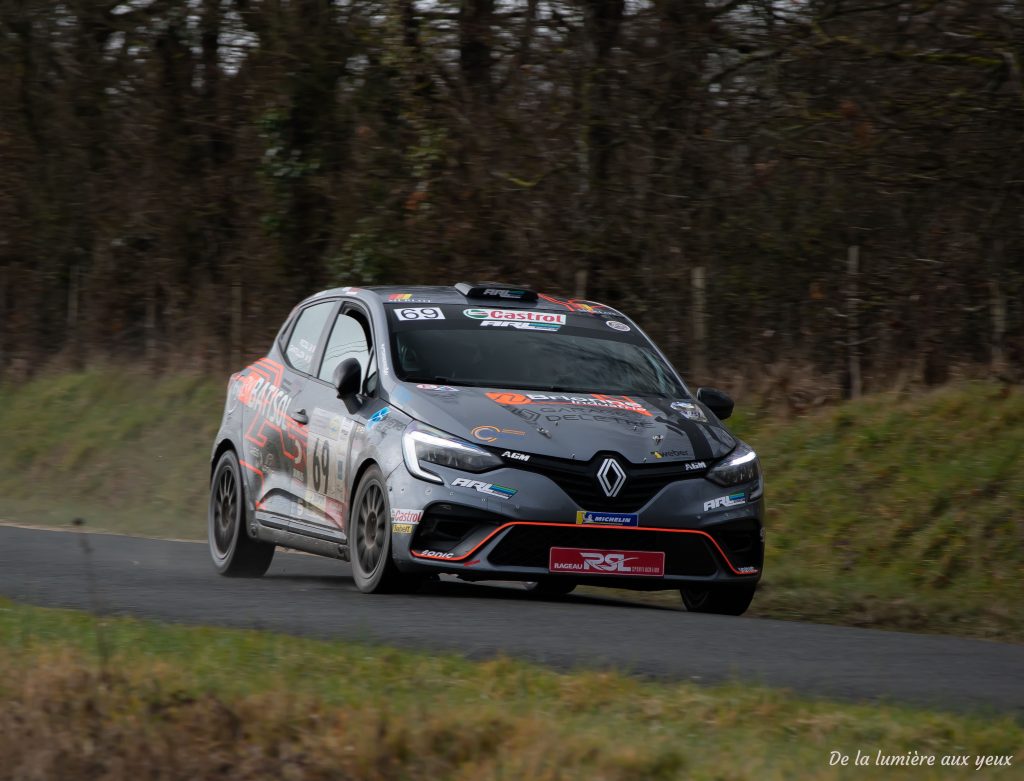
[387,304,685,396]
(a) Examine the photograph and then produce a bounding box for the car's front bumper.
[386,462,764,588]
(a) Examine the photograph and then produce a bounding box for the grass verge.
[1,369,1021,639]
[0,599,1020,780]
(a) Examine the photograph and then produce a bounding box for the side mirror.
[696,387,734,421]
[333,358,362,410]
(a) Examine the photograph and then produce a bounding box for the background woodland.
[3,0,1023,401]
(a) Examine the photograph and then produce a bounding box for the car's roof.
[310,284,620,314]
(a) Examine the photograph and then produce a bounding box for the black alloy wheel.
[208,449,275,577]
[349,464,419,593]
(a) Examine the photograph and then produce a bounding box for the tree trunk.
[847,245,862,399]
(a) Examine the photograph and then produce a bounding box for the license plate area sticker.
[548,547,665,577]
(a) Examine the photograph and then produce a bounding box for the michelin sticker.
[576,511,639,527]
[704,492,745,512]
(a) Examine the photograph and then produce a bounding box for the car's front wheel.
[209,449,275,577]
[680,583,756,616]
[350,465,419,594]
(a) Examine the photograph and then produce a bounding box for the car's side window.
[318,310,371,383]
[284,302,333,374]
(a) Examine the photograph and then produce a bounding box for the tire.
[209,449,275,577]
[524,579,577,597]
[680,583,756,616]
[350,465,419,594]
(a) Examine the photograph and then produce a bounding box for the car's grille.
[487,525,719,576]
[503,451,699,512]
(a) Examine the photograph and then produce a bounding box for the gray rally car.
[209,283,764,614]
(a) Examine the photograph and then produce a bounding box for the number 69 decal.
[394,307,444,321]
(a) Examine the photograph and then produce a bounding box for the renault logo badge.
[597,457,626,498]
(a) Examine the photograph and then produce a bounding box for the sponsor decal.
[451,478,517,499]
[541,412,654,428]
[605,320,631,332]
[481,321,559,332]
[704,492,746,512]
[486,392,651,417]
[538,295,621,315]
[684,460,707,471]
[416,383,460,392]
[367,406,390,429]
[482,288,532,299]
[463,308,566,332]
[416,549,456,559]
[390,508,423,523]
[394,306,445,321]
[237,375,293,428]
[737,566,758,574]
[388,293,412,301]
[379,342,390,376]
[392,523,415,535]
[310,408,354,441]
[471,425,526,443]
[549,548,665,577]
[501,450,530,462]
[508,407,541,423]
[670,401,708,422]
[651,449,695,460]
[576,511,639,527]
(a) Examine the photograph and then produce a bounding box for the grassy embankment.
[1,598,1020,781]
[0,369,1021,639]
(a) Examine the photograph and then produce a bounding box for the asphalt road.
[1,524,1021,715]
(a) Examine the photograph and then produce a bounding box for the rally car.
[209,283,764,614]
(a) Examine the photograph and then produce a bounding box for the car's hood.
[388,384,736,464]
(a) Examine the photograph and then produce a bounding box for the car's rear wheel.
[209,449,275,577]
[680,583,756,616]
[523,579,577,597]
[350,465,419,594]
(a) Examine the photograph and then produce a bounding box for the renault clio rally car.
[209,283,764,615]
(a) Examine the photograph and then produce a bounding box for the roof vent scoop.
[455,282,538,302]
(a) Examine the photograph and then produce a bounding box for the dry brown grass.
[1,601,1021,781]
[0,653,687,781]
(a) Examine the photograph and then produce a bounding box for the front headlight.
[707,443,761,487]
[402,421,502,484]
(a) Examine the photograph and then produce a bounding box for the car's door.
[246,299,336,524]
[291,301,376,541]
